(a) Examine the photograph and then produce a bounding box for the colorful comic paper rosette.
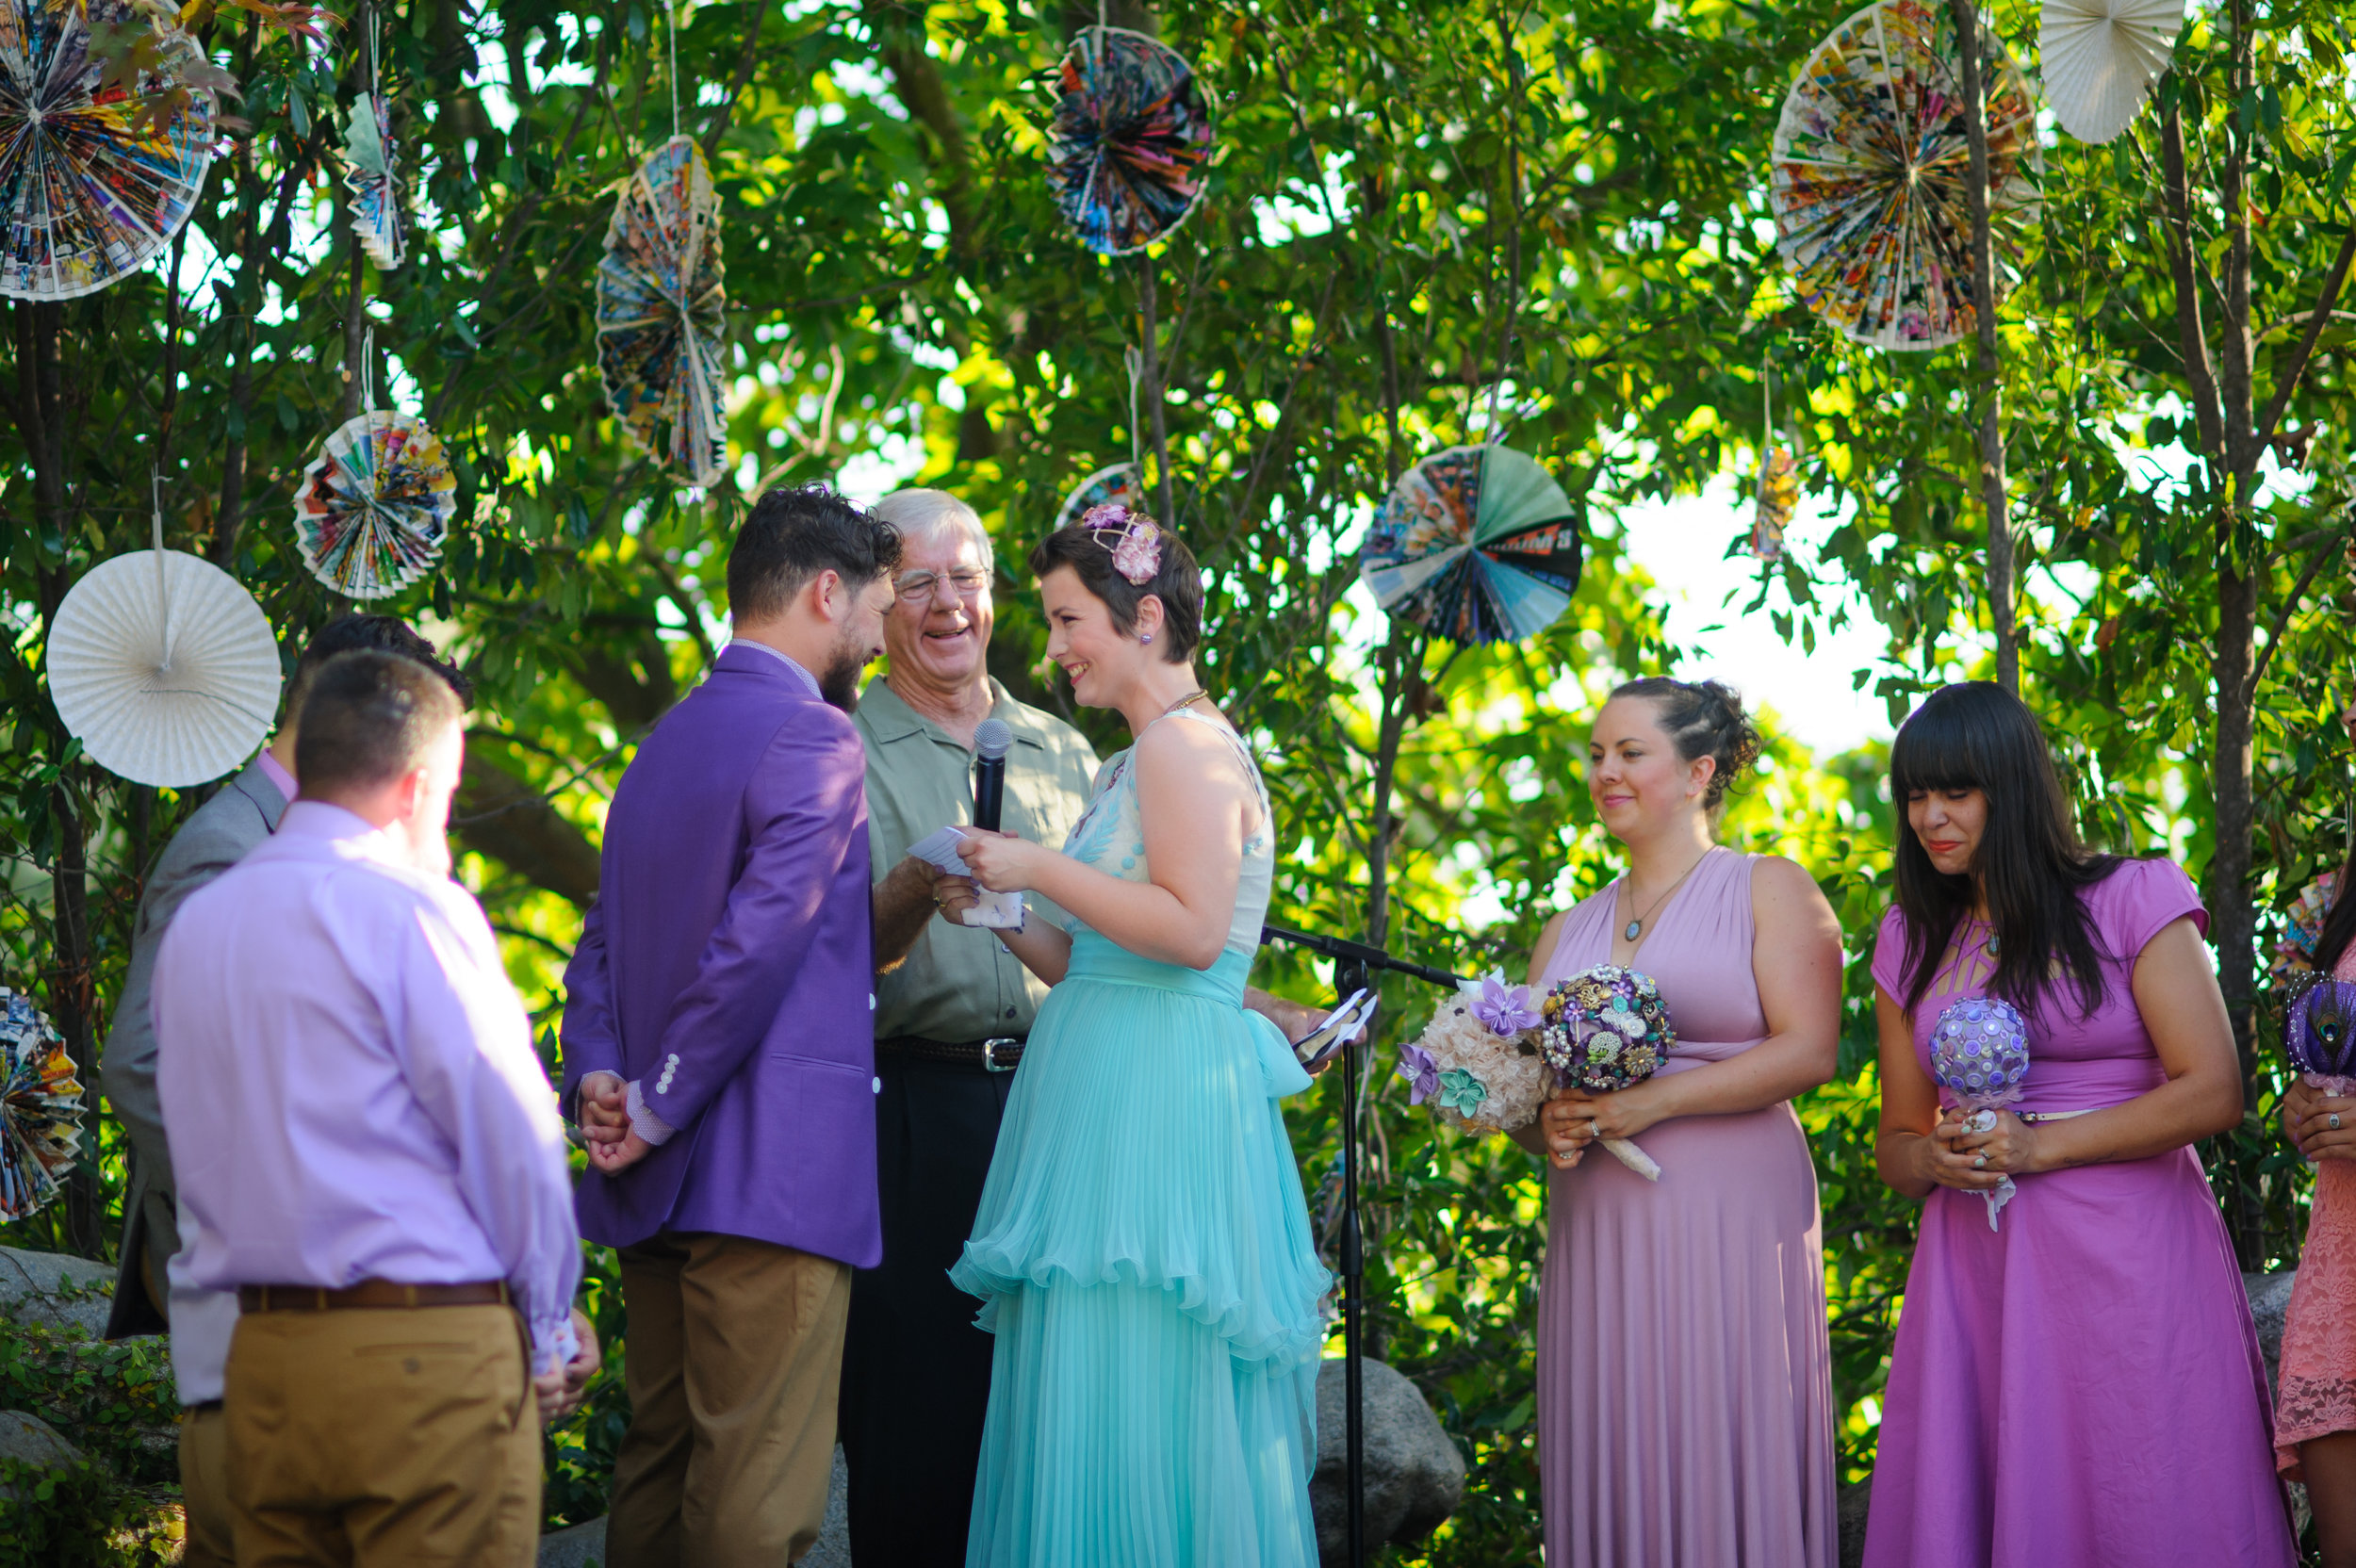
[1395,974,1550,1137]
[1359,444,1584,647]
[0,0,219,301]
[0,988,83,1222]
[291,411,458,599]
[1928,995,2030,1230]
[597,136,728,486]
[341,91,405,270]
[1054,462,1149,533]
[2273,871,2337,985]
[1538,966,1674,1180]
[1771,0,2041,351]
[1047,27,1214,256]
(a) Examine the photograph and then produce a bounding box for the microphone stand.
[1259,922,1466,1568]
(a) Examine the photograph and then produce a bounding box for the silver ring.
[1972,1153,1988,1168]
[2333,1114,2344,1132]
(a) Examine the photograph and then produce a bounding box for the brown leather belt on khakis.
[875,1035,1024,1072]
[237,1280,511,1313]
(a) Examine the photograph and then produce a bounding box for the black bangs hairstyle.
[1028,514,1204,663]
[1890,681,2121,1017]
[2311,856,2356,978]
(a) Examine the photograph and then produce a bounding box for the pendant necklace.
[1162,688,1209,716]
[1620,848,1713,944]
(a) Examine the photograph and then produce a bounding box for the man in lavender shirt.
[100,614,472,1568]
[155,650,597,1567]
[562,483,900,1567]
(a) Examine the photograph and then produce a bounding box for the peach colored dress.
[2275,940,2356,1478]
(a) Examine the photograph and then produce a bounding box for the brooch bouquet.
[1537,966,1673,1182]
[1927,997,2030,1232]
[2288,978,2356,1097]
[1394,973,1552,1136]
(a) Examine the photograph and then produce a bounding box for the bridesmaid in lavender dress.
[1862,682,2292,1567]
[1520,678,1844,1568]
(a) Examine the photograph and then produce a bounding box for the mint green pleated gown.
[952,712,1330,1568]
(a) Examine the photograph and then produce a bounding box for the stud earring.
[1141,631,1154,645]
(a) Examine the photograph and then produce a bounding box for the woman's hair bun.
[1608,676,1761,809]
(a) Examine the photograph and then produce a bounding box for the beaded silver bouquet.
[1928,996,2030,1232]
[1536,966,1674,1182]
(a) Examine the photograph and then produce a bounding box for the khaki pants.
[224,1304,539,1567]
[179,1403,233,1568]
[606,1233,851,1568]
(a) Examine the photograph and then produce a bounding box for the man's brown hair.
[294,651,466,798]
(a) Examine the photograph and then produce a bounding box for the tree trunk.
[1949,0,2015,693]
[1138,261,1172,524]
[2213,566,2261,1267]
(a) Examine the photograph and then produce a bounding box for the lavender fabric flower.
[1473,973,1542,1037]
[1396,1039,1441,1105]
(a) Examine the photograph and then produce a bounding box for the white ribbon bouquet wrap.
[1928,996,2032,1232]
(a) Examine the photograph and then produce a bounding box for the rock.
[1309,1358,1466,1565]
[1838,1478,1871,1568]
[0,1409,85,1501]
[2245,1268,2297,1397]
[537,1444,852,1567]
[0,1245,116,1341]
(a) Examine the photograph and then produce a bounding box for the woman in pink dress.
[1521,678,1844,1567]
[1863,681,2292,1567]
[2275,699,2356,1565]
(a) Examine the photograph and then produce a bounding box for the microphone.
[973,718,1011,832]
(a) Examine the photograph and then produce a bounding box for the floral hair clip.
[1081,502,1163,585]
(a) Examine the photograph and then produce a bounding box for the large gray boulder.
[0,1409,85,1502]
[0,1245,115,1340]
[1309,1358,1466,1566]
[538,1444,852,1567]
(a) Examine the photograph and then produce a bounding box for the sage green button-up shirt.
[854,677,1101,1044]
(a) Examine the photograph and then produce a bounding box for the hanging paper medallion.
[1055,462,1150,532]
[1771,0,2040,351]
[0,0,220,301]
[1751,449,1798,560]
[1360,445,1583,647]
[0,988,83,1223]
[341,91,406,270]
[292,412,458,599]
[597,136,728,487]
[1046,27,1215,257]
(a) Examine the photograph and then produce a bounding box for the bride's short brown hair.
[1029,515,1203,662]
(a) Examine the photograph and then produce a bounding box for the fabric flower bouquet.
[1396,966,1676,1181]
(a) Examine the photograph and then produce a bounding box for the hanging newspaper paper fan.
[1771,0,2040,351]
[2043,0,2181,144]
[1360,445,1583,647]
[1047,27,1214,256]
[1752,449,1798,560]
[0,988,84,1222]
[292,411,458,599]
[48,547,281,787]
[597,136,728,487]
[341,91,405,270]
[1055,462,1149,531]
[0,0,220,300]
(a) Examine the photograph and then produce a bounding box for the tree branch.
[2249,517,2350,694]
[698,0,769,156]
[2257,221,2356,453]
[2160,103,2226,469]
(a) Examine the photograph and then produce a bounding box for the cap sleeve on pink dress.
[2090,857,2207,961]
[1869,906,1911,1003]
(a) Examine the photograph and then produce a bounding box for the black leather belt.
[876,1035,1024,1072]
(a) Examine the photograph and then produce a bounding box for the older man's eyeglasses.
[894,567,990,605]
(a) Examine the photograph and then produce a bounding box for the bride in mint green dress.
[941,513,1328,1568]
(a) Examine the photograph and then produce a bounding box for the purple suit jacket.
[560,645,881,1266]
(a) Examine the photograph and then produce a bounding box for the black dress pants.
[839,1056,1017,1568]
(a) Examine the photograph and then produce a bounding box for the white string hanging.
[665,0,681,144]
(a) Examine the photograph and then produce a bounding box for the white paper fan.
[2042,0,2181,144]
[47,549,282,787]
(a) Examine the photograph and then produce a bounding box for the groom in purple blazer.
[560,484,900,1567]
